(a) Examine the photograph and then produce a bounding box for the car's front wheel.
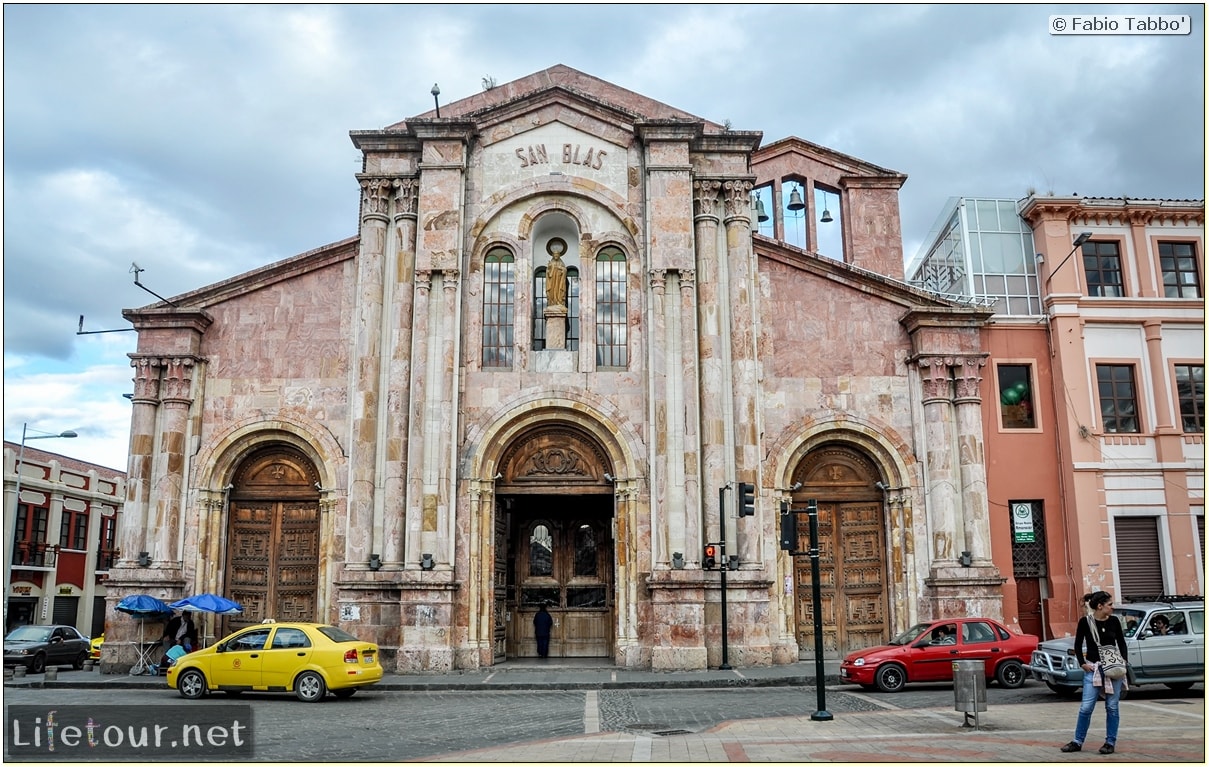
[995,659,1026,688]
[177,669,207,700]
[30,654,46,674]
[73,651,88,670]
[295,671,327,702]
[875,663,907,692]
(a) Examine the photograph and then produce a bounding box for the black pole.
[808,498,832,720]
[718,486,731,670]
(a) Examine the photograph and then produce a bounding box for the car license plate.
[364,654,374,664]
[840,669,848,678]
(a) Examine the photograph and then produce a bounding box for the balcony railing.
[11,541,59,568]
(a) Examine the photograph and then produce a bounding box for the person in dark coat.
[533,603,554,658]
[163,613,199,655]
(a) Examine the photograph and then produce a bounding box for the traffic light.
[703,543,718,570]
[739,482,756,516]
[779,501,798,551]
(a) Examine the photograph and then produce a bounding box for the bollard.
[44,667,58,681]
[952,659,986,728]
[13,666,26,678]
[83,659,95,672]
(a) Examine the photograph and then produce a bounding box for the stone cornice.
[1020,195,1205,227]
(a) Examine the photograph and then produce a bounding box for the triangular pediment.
[389,64,722,134]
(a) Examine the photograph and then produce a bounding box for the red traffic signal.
[703,544,718,570]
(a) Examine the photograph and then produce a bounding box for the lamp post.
[4,423,78,628]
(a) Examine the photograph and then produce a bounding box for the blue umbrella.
[169,593,243,615]
[115,594,174,618]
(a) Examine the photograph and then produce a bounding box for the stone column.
[348,176,391,573]
[120,357,161,564]
[722,179,760,564]
[382,178,419,567]
[151,357,195,568]
[678,269,702,564]
[918,357,960,564]
[692,180,726,550]
[435,270,461,566]
[403,270,433,569]
[954,356,992,564]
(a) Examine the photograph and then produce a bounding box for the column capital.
[953,356,987,402]
[693,179,722,221]
[721,179,754,222]
[392,178,419,218]
[678,269,696,293]
[129,357,163,404]
[357,176,394,220]
[160,357,197,405]
[649,269,668,293]
[916,356,952,402]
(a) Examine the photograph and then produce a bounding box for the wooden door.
[795,501,888,656]
[508,504,612,657]
[1015,578,1043,638]
[224,448,321,633]
[493,502,508,663]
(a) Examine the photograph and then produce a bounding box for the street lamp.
[4,423,78,628]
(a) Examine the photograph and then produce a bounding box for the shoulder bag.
[1089,616,1128,680]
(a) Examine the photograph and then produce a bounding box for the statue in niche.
[545,237,568,307]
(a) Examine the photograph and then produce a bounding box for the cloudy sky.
[3,4,1204,472]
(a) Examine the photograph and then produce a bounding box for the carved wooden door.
[224,448,320,634]
[493,500,508,663]
[794,501,888,656]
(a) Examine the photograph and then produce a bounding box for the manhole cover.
[653,729,693,736]
[1157,700,1193,705]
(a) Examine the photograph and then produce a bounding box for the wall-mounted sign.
[12,586,32,595]
[1012,502,1035,543]
[59,586,74,595]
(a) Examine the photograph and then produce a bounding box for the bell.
[787,187,805,212]
[755,198,769,223]
[820,207,834,223]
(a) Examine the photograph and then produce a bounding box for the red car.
[840,617,1038,692]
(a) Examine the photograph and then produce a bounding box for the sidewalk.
[6,661,1204,762]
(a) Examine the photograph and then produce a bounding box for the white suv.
[1028,598,1204,696]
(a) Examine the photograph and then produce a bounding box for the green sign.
[1012,503,1035,543]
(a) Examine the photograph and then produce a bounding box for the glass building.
[907,197,1039,316]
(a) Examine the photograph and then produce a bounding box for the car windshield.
[1116,608,1147,638]
[888,623,933,646]
[6,626,52,642]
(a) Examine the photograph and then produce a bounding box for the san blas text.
[516,143,608,170]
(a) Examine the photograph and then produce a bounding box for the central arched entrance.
[223,445,321,633]
[493,425,615,660]
[791,443,889,658]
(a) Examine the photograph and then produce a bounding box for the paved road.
[4,683,1202,762]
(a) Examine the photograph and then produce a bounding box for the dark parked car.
[3,624,91,673]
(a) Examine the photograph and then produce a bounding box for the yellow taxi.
[166,621,382,702]
[90,633,104,660]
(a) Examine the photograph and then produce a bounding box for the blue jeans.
[1073,670,1122,745]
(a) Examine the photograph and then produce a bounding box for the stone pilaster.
[918,356,960,564]
[120,356,161,564]
[151,357,195,569]
[677,269,703,564]
[954,356,993,565]
[403,270,433,569]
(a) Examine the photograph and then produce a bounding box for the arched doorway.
[791,443,889,658]
[494,425,615,660]
[223,446,321,633]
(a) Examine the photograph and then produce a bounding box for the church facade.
[103,66,1004,672]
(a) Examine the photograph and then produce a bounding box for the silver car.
[1028,598,1204,696]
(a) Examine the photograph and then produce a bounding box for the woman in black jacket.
[1060,590,1128,755]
